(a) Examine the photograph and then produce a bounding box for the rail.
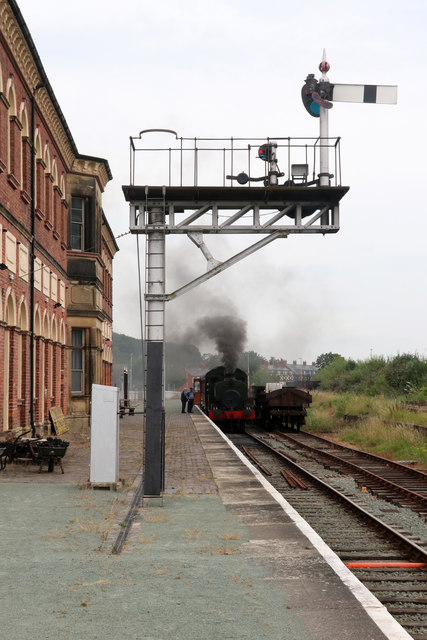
[129,130,343,188]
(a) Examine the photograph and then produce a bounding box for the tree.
[201,353,222,370]
[316,352,342,370]
[384,354,427,393]
[237,351,265,377]
[251,367,280,386]
[112,332,204,390]
[313,355,348,391]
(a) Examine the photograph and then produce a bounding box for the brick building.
[0,0,118,433]
[268,359,319,386]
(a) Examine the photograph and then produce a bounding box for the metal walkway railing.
[129,130,342,188]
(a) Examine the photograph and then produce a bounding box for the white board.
[90,384,119,483]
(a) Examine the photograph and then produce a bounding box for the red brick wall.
[1,14,115,433]
[0,40,69,432]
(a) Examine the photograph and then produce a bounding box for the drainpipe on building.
[30,84,43,437]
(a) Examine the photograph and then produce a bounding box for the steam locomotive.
[195,367,312,432]
[195,367,255,431]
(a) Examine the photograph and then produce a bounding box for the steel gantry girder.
[125,184,348,235]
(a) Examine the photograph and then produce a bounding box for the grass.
[214,543,239,555]
[306,391,427,468]
[338,420,427,466]
[184,527,202,539]
[221,531,240,540]
[143,512,170,523]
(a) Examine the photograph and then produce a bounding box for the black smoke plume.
[195,314,247,373]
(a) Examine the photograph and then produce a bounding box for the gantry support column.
[144,207,165,496]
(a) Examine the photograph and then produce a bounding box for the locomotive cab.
[198,366,255,432]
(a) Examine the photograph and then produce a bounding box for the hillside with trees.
[113,333,203,390]
[113,333,270,391]
[113,336,427,401]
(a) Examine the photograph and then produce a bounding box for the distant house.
[268,360,319,387]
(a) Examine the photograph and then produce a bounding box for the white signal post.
[318,50,331,187]
[310,50,397,187]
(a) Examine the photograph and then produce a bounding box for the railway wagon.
[198,366,255,431]
[249,385,312,431]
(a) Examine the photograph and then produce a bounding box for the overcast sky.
[16,0,427,363]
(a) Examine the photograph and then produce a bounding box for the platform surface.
[0,410,411,639]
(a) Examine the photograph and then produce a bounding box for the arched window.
[52,161,60,235]
[44,145,52,227]
[34,130,43,215]
[3,291,16,430]
[17,298,28,330]
[59,319,66,345]
[19,104,30,198]
[34,305,42,336]
[4,290,16,327]
[43,310,50,339]
[51,316,58,404]
[17,299,29,400]
[6,81,21,186]
[0,61,6,172]
[59,174,66,244]
[33,306,42,412]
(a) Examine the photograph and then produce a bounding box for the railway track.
[236,430,427,639]
[271,429,427,515]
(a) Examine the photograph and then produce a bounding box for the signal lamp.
[258,143,276,162]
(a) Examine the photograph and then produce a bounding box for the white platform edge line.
[196,410,412,640]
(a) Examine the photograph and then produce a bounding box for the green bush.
[315,352,427,398]
[406,386,427,403]
[384,354,427,393]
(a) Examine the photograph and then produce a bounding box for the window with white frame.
[42,265,50,297]
[59,280,65,307]
[34,257,42,291]
[18,244,29,282]
[71,328,84,393]
[71,196,84,250]
[5,232,16,273]
[50,272,58,302]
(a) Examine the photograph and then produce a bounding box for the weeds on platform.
[143,512,170,523]
[221,531,240,541]
[184,527,202,539]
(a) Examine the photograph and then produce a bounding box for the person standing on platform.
[187,387,195,413]
[181,389,188,414]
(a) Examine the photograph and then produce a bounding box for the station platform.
[0,409,412,640]
[129,410,409,640]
